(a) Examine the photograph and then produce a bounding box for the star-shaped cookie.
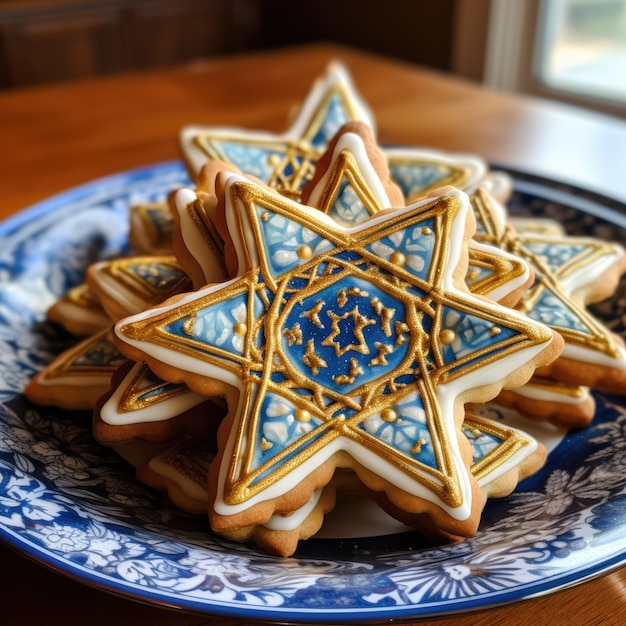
[114,164,559,551]
[180,62,494,204]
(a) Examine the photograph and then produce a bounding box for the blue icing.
[466,263,494,285]
[251,390,325,473]
[526,288,589,333]
[309,93,350,149]
[524,241,587,274]
[360,390,437,469]
[463,426,503,463]
[72,339,126,369]
[164,288,265,358]
[145,206,173,238]
[254,205,334,278]
[281,275,410,394]
[438,305,519,369]
[128,262,187,292]
[364,218,436,282]
[326,177,372,227]
[389,163,452,199]
[216,142,279,182]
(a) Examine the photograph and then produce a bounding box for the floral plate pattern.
[1,160,626,624]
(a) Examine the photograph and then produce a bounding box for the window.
[536,0,626,105]
[479,0,626,118]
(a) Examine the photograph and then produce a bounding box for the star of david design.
[116,172,554,516]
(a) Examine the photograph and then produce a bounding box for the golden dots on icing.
[439,329,456,344]
[261,211,270,222]
[411,438,427,455]
[233,321,248,336]
[421,226,432,236]
[490,326,502,336]
[182,314,196,336]
[297,244,313,260]
[390,251,406,267]
[261,437,273,451]
[467,268,480,282]
[381,408,398,423]
[295,408,312,423]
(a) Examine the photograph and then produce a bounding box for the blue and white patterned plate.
[1,160,625,624]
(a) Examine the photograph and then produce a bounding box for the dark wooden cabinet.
[0,0,460,90]
[0,0,260,88]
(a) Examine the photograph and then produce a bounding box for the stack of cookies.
[25,64,626,557]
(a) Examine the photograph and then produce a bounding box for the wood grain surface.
[0,43,625,625]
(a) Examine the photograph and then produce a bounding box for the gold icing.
[118,173,554,511]
[439,329,456,345]
[322,306,376,356]
[118,362,190,413]
[302,338,328,375]
[369,342,394,366]
[464,412,532,482]
[295,409,312,422]
[333,357,364,385]
[390,251,406,266]
[300,299,325,328]
[234,321,248,337]
[282,323,303,346]
[297,244,313,260]
[380,408,397,423]
[411,439,428,455]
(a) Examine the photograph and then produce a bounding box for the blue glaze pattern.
[389,163,454,200]
[1,161,626,623]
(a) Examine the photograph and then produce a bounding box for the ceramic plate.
[1,160,626,624]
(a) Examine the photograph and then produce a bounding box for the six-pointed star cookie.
[472,188,626,402]
[180,62,492,204]
[180,62,375,200]
[114,169,559,540]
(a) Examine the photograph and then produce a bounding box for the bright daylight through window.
[536,0,626,105]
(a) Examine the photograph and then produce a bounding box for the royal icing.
[115,169,557,527]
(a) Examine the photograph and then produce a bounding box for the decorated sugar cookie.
[25,328,127,410]
[472,186,626,414]
[93,359,224,446]
[301,122,532,308]
[180,62,375,199]
[87,255,192,321]
[47,282,110,337]
[132,400,546,515]
[180,62,499,206]
[114,157,561,555]
[496,375,595,426]
[129,200,175,255]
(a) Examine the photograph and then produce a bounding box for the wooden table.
[1,43,625,625]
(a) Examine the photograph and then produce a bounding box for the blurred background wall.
[0,0,623,118]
